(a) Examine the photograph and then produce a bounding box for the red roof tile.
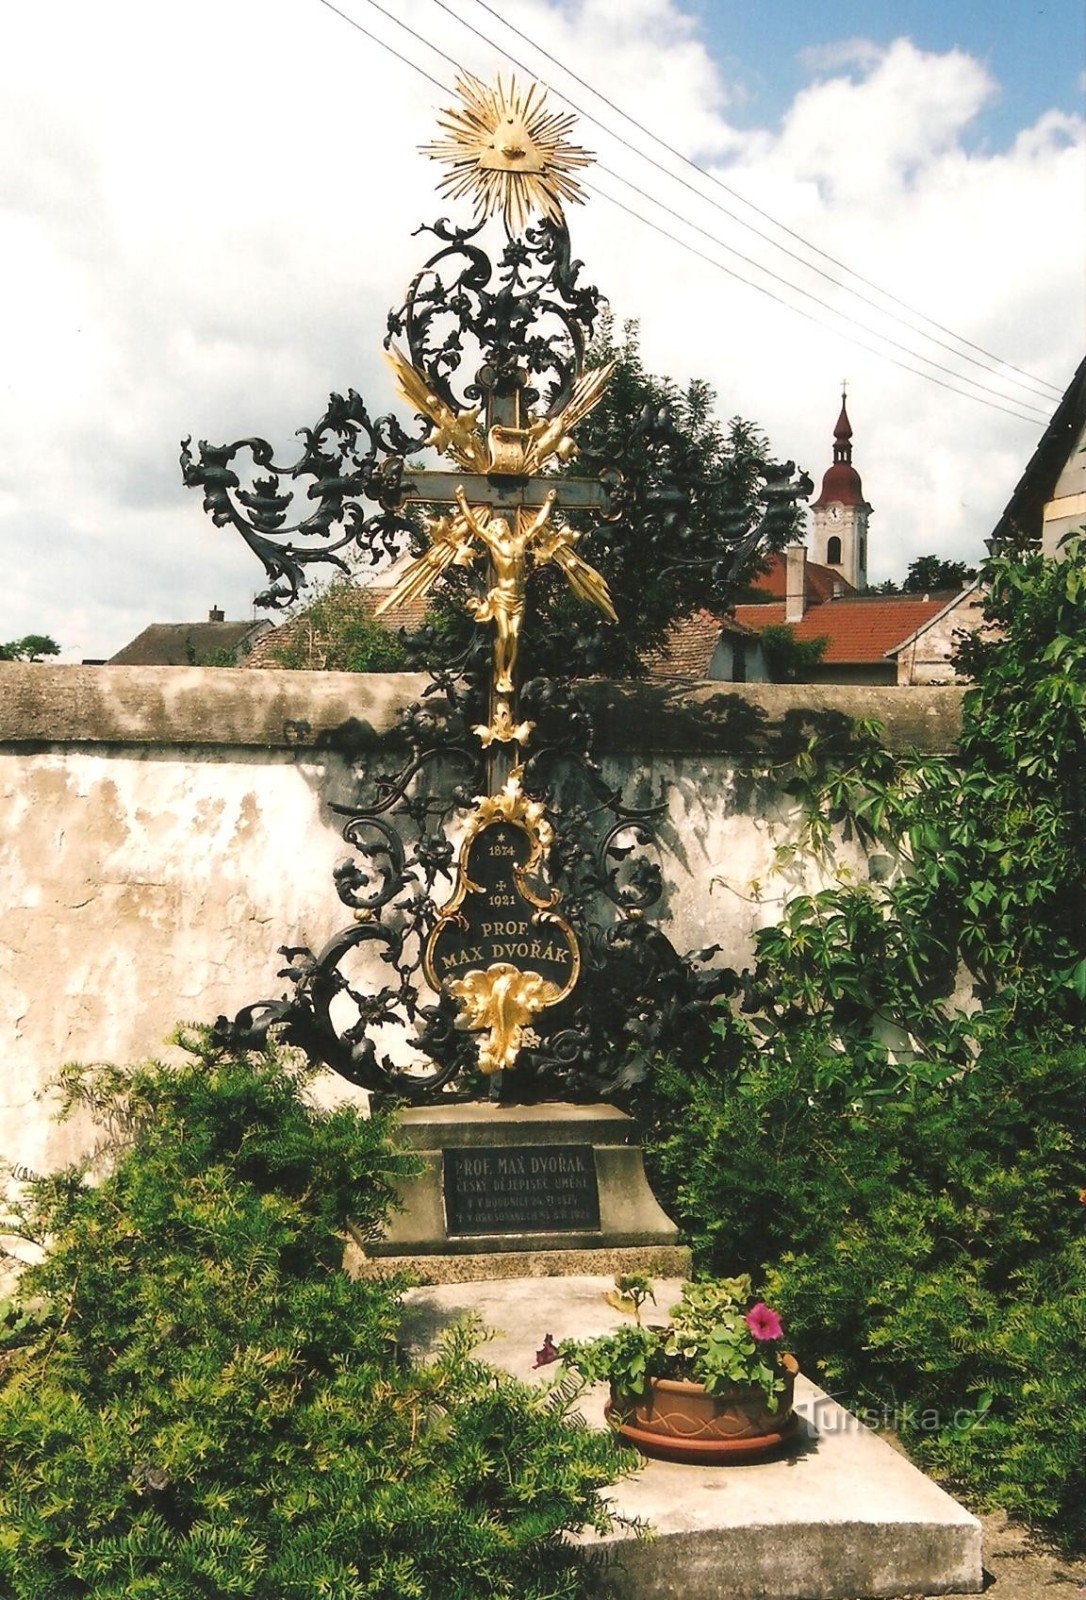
[749,552,855,605]
[645,609,756,679]
[733,596,946,664]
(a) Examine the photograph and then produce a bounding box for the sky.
[1,0,1083,661]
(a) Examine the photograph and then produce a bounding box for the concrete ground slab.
[400,1275,983,1600]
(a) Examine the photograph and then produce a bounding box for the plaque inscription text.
[444,1143,601,1236]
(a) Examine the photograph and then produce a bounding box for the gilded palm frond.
[384,344,488,472]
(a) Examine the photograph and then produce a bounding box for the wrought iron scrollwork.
[179,212,613,610]
[216,673,487,1102]
[179,396,427,608]
[389,215,602,416]
[211,652,719,1105]
[190,77,804,1106]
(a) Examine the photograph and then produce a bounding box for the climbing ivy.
[744,537,1086,1072]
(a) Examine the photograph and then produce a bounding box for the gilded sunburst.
[422,73,593,234]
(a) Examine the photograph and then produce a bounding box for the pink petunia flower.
[745,1303,783,1342]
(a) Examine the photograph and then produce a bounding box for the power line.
[593,163,1049,421]
[583,177,1048,426]
[417,0,1057,412]
[312,0,1053,426]
[313,0,448,87]
[461,0,1064,403]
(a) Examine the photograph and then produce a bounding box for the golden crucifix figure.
[376,485,616,704]
[377,338,618,745]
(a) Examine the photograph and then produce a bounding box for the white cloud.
[796,37,885,78]
[780,40,997,197]
[0,3,1081,658]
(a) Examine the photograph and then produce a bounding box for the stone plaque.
[427,822,577,990]
[444,1143,601,1236]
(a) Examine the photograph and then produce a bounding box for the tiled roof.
[109,620,269,666]
[884,581,983,658]
[749,552,855,605]
[242,584,428,669]
[733,595,947,664]
[645,609,756,679]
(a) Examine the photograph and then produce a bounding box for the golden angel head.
[422,73,593,234]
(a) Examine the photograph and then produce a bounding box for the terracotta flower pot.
[606,1352,800,1464]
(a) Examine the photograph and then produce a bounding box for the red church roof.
[749,552,855,604]
[810,393,869,510]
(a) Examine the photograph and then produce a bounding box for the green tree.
[260,582,413,672]
[902,555,977,593]
[758,623,828,683]
[0,634,60,661]
[0,1036,622,1599]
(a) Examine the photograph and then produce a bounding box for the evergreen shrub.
[0,1035,623,1599]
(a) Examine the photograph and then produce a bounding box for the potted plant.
[557,1274,799,1464]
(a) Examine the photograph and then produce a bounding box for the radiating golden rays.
[422,73,593,233]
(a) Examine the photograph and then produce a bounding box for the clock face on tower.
[829,505,841,521]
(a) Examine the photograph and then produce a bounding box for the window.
[827,534,842,565]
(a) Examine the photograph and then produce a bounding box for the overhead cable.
[312,0,1053,427]
[583,176,1049,425]
[460,0,1064,403]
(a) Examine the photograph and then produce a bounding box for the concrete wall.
[1,664,964,1172]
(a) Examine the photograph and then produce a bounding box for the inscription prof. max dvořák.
[444,1143,601,1236]
[424,813,580,1074]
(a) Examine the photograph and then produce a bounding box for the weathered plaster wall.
[1,664,964,1171]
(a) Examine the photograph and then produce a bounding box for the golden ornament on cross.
[421,72,593,233]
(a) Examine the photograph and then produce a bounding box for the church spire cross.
[833,387,854,465]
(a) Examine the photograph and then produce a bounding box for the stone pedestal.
[350,1102,689,1282]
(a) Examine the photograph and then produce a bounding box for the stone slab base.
[369,1102,681,1258]
[399,1275,983,1600]
[345,1237,691,1283]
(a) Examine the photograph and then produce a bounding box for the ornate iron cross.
[181,72,812,1097]
[181,74,630,1082]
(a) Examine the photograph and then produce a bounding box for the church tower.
[810,391,871,589]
